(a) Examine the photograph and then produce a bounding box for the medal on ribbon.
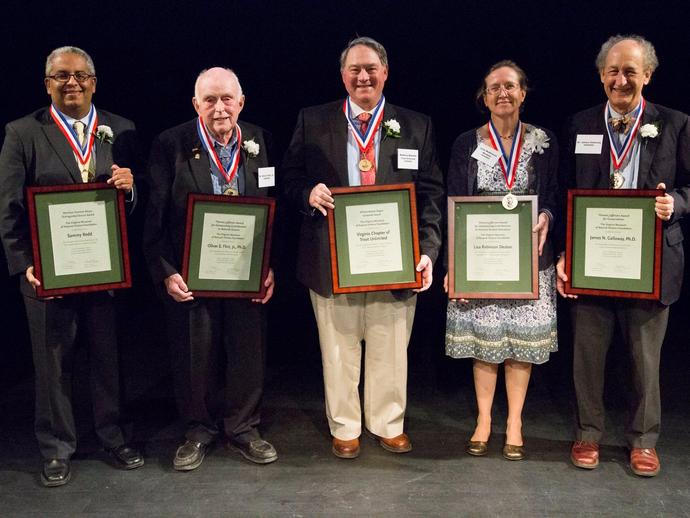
[487,120,523,210]
[604,98,645,188]
[197,117,242,193]
[49,104,98,166]
[343,96,385,172]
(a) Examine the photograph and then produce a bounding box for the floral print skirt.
[445,265,558,364]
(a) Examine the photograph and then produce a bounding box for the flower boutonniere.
[95,125,114,144]
[639,122,660,139]
[242,138,260,158]
[523,127,550,155]
[383,119,401,139]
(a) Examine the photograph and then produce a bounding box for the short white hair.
[45,46,96,76]
[194,68,243,98]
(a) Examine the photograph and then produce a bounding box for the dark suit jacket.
[282,100,445,297]
[144,119,273,284]
[0,107,138,297]
[560,102,690,305]
[447,124,559,271]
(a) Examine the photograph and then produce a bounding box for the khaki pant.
[310,290,416,440]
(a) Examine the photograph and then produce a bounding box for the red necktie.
[357,112,376,185]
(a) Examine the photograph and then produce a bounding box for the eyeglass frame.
[484,82,520,96]
[45,72,96,83]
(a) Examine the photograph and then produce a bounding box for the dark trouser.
[23,289,125,460]
[164,297,266,445]
[571,297,668,448]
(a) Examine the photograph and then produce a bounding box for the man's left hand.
[253,268,275,304]
[413,255,433,292]
[654,182,673,221]
[108,163,134,192]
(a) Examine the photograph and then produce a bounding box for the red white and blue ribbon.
[196,117,242,184]
[604,98,645,171]
[342,96,385,155]
[49,104,97,166]
[487,119,523,190]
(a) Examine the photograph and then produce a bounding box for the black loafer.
[41,459,71,487]
[109,445,144,470]
[173,440,207,471]
[229,438,278,464]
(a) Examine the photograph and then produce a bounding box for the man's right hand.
[309,183,334,216]
[165,273,194,302]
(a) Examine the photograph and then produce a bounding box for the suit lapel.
[376,103,395,184]
[239,131,259,195]
[94,111,113,180]
[189,135,214,194]
[595,106,611,187]
[637,102,660,188]
[329,101,350,187]
[41,111,82,183]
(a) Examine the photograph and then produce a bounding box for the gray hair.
[596,34,659,73]
[45,46,96,76]
[339,36,388,70]
[194,67,243,98]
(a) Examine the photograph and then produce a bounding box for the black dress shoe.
[174,440,207,471]
[229,437,278,464]
[109,445,144,470]
[41,459,71,487]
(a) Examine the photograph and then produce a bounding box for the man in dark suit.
[144,67,277,470]
[282,37,444,458]
[0,46,143,487]
[557,35,690,477]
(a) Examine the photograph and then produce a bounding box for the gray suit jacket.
[282,100,444,297]
[0,107,138,295]
[560,102,690,305]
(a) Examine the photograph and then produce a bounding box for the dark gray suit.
[0,107,138,459]
[144,119,273,444]
[561,102,690,447]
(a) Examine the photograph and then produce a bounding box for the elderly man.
[144,67,277,470]
[282,37,443,458]
[0,46,143,486]
[557,35,690,477]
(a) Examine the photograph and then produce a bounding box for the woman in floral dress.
[445,60,558,460]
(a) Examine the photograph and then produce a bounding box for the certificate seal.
[358,158,373,172]
[502,192,518,210]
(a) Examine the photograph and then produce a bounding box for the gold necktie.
[73,121,94,182]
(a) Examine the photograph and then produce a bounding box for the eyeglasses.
[46,72,94,83]
[485,82,519,95]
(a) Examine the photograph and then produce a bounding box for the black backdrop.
[2,1,689,395]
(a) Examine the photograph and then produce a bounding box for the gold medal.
[358,158,373,172]
[502,192,518,210]
[223,187,239,196]
[611,171,625,189]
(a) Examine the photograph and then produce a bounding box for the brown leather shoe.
[502,443,525,461]
[630,448,660,477]
[570,441,599,469]
[465,440,489,456]
[332,437,360,459]
[370,432,412,453]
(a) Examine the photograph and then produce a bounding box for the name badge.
[575,134,603,154]
[258,167,275,188]
[471,143,501,166]
[397,149,418,170]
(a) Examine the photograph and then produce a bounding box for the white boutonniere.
[95,125,114,144]
[383,119,401,139]
[639,123,660,139]
[242,138,260,158]
[523,127,550,155]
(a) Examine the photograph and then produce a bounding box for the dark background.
[1,1,688,414]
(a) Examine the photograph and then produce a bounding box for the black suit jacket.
[447,124,559,271]
[144,119,273,284]
[282,100,444,297]
[560,102,690,305]
[0,107,138,296]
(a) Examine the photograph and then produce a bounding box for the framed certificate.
[565,189,662,299]
[327,183,422,293]
[26,182,132,297]
[181,194,275,298]
[448,195,538,299]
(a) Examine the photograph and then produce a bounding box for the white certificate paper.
[345,202,403,275]
[198,213,256,281]
[584,208,642,279]
[465,214,519,281]
[49,201,111,276]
